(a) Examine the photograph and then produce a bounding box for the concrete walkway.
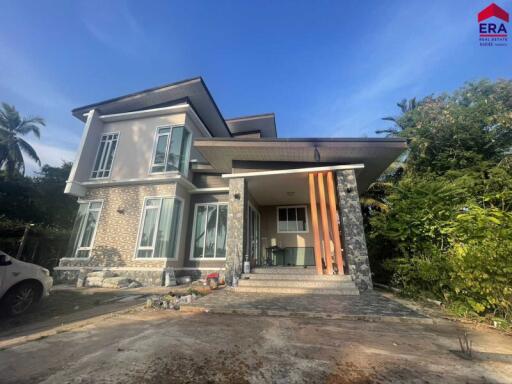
[182,289,432,324]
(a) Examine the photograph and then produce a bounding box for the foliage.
[0,162,76,270]
[446,205,512,318]
[0,103,44,178]
[369,79,512,321]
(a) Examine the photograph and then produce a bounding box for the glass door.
[247,204,261,267]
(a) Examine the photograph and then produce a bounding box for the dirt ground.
[1,306,511,383]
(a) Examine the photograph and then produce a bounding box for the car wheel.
[3,282,41,316]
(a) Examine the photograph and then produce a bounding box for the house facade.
[54,77,406,292]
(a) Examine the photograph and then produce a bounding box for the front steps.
[236,267,359,295]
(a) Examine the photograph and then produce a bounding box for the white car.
[0,251,53,316]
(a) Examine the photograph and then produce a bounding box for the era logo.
[478,3,509,37]
[480,23,507,34]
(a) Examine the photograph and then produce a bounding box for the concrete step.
[238,279,356,289]
[241,273,352,281]
[251,267,317,275]
[234,286,360,295]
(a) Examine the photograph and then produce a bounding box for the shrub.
[446,206,512,318]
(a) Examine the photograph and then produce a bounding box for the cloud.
[80,1,146,56]
[306,2,476,138]
[0,41,75,111]
[24,141,77,176]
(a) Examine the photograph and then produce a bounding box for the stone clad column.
[225,177,247,285]
[335,170,373,292]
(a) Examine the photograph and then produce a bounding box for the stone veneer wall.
[225,178,247,285]
[335,170,373,292]
[55,182,181,286]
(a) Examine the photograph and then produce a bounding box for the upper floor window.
[91,133,119,179]
[151,126,191,175]
[277,206,308,233]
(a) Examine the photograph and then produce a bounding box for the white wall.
[69,109,208,184]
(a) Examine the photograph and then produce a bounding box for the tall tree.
[376,97,419,136]
[0,103,44,178]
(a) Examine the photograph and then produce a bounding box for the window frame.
[276,205,309,234]
[134,195,185,260]
[90,132,120,179]
[62,199,103,260]
[149,125,192,177]
[189,202,229,260]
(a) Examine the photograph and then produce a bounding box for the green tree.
[376,97,419,135]
[368,79,512,320]
[0,103,44,178]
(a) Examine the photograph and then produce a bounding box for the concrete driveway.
[1,305,511,383]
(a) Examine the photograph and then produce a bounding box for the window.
[191,203,228,259]
[151,126,191,174]
[136,197,183,259]
[91,133,118,178]
[277,206,308,233]
[66,201,103,258]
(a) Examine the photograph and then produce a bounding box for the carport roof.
[194,137,407,192]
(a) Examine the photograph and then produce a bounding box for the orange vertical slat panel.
[308,173,323,275]
[327,171,344,274]
[317,172,333,275]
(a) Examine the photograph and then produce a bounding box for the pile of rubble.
[77,270,142,289]
[145,291,199,310]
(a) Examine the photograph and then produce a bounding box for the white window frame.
[134,195,184,260]
[276,205,309,233]
[149,125,192,177]
[189,202,228,260]
[90,132,119,179]
[70,199,103,259]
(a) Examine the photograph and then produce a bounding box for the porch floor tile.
[181,289,431,324]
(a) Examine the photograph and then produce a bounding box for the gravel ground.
[1,307,511,383]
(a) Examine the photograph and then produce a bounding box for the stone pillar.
[335,170,373,292]
[225,177,247,285]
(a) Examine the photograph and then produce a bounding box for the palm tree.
[0,103,44,178]
[376,97,418,135]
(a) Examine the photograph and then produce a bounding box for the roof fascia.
[222,163,365,179]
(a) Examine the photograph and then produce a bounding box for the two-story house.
[54,77,406,292]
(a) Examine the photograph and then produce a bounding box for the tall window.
[277,206,308,233]
[136,197,183,258]
[91,133,118,178]
[191,203,228,259]
[151,126,191,174]
[66,201,103,258]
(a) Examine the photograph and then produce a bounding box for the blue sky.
[1,0,511,174]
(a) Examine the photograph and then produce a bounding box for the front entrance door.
[247,204,261,267]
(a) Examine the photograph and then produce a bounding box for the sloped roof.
[72,77,232,137]
[226,113,277,138]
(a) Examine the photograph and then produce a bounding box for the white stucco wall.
[69,109,209,185]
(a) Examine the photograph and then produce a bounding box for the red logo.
[478,3,508,46]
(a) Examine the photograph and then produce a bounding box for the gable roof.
[71,77,232,137]
[478,3,509,22]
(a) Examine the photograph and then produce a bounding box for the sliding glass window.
[151,126,191,175]
[136,197,183,259]
[277,206,308,233]
[191,203,227,259]
[66,201,103,258]
[91,133,118,179]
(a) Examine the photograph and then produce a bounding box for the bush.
[446,206,512,318]
[384,250,451,299]
[381,205,512,320]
